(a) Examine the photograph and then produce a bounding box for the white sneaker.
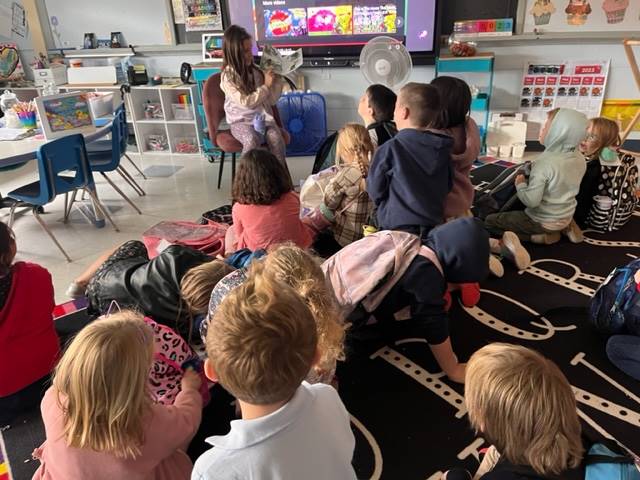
[65,282,86,299]
[489,254,504,278]
[500,232,531,271]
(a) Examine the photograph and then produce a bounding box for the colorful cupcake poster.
[565,0,592,25]
[530,0,557,25]
[601,0,629,23]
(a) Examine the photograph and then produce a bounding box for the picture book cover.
[41,94,92,132]
[264,8,308,38]
[354,4,397,34]
[308,6,353,36]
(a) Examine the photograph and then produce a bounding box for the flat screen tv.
[226,0,440,65]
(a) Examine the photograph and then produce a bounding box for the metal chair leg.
[63,190,78,223]
[100,173,142,214]
[231,153,236,183]
[117,166,145,196]
[124,153,147,180]
[84,188,120,232]
[8,202,18,228]
[32,207,72,262]
[217,151,226,189]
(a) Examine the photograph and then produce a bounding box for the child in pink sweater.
[226,149,313,253]
[32,311,202,480]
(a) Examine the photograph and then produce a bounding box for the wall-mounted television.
[226,0,440,66]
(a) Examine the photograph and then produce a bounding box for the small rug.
[142,165,183,178]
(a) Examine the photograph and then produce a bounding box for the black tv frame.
[221,0,442,67]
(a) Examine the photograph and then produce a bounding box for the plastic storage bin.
[173,136,199,154]
[172,104,193,120]
[146,134,169,152]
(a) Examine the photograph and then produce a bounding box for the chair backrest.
[203,72,225,145]
[115,103,128,154]
[37,134,94,202]
[202,71,285,146]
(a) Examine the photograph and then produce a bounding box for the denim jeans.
[606,335,640,381]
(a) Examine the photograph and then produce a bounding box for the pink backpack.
[142,220,228,258]
[144,317,211,406]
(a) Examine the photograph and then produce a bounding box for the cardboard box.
[67,66,117,85]
[33,65,68,86]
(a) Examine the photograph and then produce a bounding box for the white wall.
[137,40,637,134]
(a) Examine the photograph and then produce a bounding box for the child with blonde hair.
[193,268,356,479]
[575,117,638,230]
[33,311,203,480]
[321,123,375,247]
[445,343,584,479]
[201,244,346,384]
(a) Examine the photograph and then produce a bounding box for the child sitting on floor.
[220,25,286,164]
[357,84,398,147]
[367,82,453,239]
[323,217,490,383]
[0,221,58,426]
[202,244,346,385]
[193,268,356,479]
[227,149,313,253]
[32,311,203,480]
[444,343,584,480]
[485,108,588,248]
[430,76,481,220]
[320,123,375,247]
[67,241,234,340]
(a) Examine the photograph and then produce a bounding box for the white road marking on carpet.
[350,414,383,480]
[573,386,640,425]
[520,259,604,296]
[571,352,640,406]
[371,347,467,419]
[462,290,577,340]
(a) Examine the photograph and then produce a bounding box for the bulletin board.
[524,0,640,33]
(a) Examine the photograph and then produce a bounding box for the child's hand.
[264,69,275,88]
[181,368,202,392]
[515,174,526,186]
[447,363,467,384]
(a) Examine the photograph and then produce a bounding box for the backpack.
[586,153,638,232]
[473,162,529,220]
[198,204,232,225]
[299,166,339,213]
[585,441,640,479]
[144,317,211,406]
[311,121,397,174]
[589,258,640,335]
[142,220,228,258]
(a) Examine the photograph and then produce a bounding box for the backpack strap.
[418,246,443,276]
[584,454,632,465]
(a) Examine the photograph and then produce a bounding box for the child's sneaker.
[530,232,561,245]
[489,255,504,278]
[65,282,86,299]
[500,232,531,270]
[562,219,584,243]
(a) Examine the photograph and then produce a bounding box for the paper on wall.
[171,0,184,24]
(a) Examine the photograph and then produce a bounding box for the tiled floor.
[1,153,314,304]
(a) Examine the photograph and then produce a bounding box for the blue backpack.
[589,259,640,335]
[585,442,640,480]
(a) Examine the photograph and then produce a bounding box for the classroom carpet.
[2,161,640,480]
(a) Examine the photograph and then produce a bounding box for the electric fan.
[277,92,327,156]
[359,36,413,89]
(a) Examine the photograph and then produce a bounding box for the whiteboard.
[44,0,173,47]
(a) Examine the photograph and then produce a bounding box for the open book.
[259,44,303,76]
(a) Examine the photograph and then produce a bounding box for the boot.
[530,232,561,245]
[562,219,584,243]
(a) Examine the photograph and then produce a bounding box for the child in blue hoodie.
[367,82,453,239]
[485,109,589,272]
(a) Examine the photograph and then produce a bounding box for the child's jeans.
[230,123,286,165]
[607,335,640,381]
[484,211,557,242]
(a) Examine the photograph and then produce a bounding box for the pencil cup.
[17,111,36,129]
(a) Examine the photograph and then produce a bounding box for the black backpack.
[473,162,530,220]
[311,121,397,174]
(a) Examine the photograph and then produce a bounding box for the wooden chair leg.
[217,151,226,190]
[101,173,142,214]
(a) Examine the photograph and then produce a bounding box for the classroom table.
[0,124,112,227]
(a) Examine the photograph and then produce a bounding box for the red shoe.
[460,283,481,307]
[443,290,453,312]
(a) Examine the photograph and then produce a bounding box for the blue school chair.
[84,108,143,214]
[7,134,119,262]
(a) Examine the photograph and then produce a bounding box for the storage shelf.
[472,31,639,46]
[141,150,172,155]
[136,119,165,124]
[166,120,194,124]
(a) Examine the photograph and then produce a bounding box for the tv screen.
[227,0,439,64]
